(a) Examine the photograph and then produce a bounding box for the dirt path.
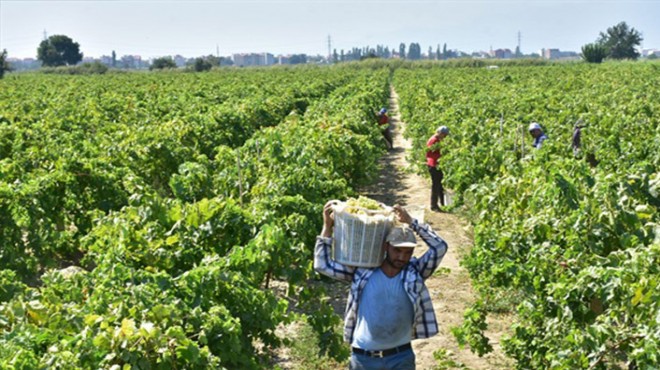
[359,87,513,370]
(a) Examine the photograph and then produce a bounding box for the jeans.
[349,348,415,370]
[428,165,444,208]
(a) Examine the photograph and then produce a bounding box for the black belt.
[352,343,412,358]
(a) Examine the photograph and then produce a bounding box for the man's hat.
[386,226,417,247]
[528,122,542,132]
[379,108,387,114]
[436,126,449,135]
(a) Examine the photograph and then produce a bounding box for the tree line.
[581,22,644,63]
[0,21,652,78]
[332,22,647,64]
[332,42,459,62]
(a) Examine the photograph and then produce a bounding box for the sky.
[1,0,659,59]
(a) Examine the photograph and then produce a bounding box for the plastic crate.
[331,200,394,267]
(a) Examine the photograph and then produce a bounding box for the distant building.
[99,55,114,66]
[264,53,275,65]
[642,49,660,57]
[541,48,579,60]
[454,50,469,58]
[232,53,275,67]
[233,53,257,66]
[491,48,513,59]
[121,55,147,69]
[471,51,490,59]
[542,48,561,60]
[6,57,41,71]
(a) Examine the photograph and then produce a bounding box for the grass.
[278,318,348,370]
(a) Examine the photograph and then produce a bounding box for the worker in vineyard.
[572,122,582,156]
[315,201,448,370]
[426,126,449,212]
[377,107,393,150]
[528,122,548,149]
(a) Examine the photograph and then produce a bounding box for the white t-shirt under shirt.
[351,268,414,351]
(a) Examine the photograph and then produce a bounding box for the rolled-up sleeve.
[410,219,448,279]
[314,236,355,282]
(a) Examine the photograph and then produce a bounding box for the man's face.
[529,129,541,138]
[438,132,448,140]
[384,243,415,269]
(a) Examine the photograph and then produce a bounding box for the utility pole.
[517,31,522,57]
[327,35,332,64]
[43,29,48,40]
[216,44,219,58]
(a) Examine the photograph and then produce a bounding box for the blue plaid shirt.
[533,133,548,148]
[314,219,448,344]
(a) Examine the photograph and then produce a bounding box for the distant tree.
[219,56,233,66]
[399,43,406,59]
[77,61,109,74]
[376,45,389,58]
[150,56,177,70]
[428,46,433,60]
[289,54,307,64]
[648,53,658,60]
[597,21,643,60]
[111,50,117,67]
[581,43,608,63]
[408,43,422,60]
[37,35,83,67]
[442,43,448,60]
[200,55,221,67]
[436,44,441,60]
[192,57,213,72]
[351,50,358,61]
[332,49,339,63]
[360,52,378,61]
[0,49,11,78]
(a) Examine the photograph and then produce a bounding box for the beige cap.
[386,226,417,247]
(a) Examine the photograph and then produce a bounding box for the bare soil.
[272,88,514,370]
[356,88,513,369]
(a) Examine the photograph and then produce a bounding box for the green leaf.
[165,234,179,246]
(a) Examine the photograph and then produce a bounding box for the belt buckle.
[371,350,385,358]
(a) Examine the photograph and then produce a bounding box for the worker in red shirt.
[377,108,393,150]
[426,126,449,212]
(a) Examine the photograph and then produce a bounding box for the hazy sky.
[1,0,659,59]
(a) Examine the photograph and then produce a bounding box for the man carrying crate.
[314,201,448,370]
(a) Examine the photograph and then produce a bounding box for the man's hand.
[392,204,413,225]
[321,200,336,238]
